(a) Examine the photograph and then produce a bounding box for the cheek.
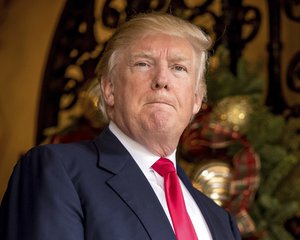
[114,78,143,108]
[123,72,151,95]
[177,85,199,113]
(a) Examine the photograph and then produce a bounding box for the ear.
[192,92,203,115]
[101,77,114,107]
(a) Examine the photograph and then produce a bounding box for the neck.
[133,130,180,157]
[110,121,180,157]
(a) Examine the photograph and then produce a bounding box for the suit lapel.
[94,127,175,240]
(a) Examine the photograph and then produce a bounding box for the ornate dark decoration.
[287,51,300,94]
[284,0,300,21]
[36,0,98,143]
[221,0,261,73]
[284,0,300,118]
[265,0,287,114]
[283,0,300,235]
[265,0,300,116]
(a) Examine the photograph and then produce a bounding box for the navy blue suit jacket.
[0,127,241,240]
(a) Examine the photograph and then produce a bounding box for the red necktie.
[152,158,198,240]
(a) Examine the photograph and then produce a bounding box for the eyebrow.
[169,54,191,64]
[129,51,154,61]
[129,51,192,64]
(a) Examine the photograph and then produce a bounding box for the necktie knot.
[152,158,175,177]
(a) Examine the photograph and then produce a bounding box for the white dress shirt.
[109,121,212,240]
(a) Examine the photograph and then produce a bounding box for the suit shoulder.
[21,140,99,171]
[27,140,97,159]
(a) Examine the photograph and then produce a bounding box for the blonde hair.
[96,12,211,120]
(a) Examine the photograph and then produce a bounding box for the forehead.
[126,33,195,61]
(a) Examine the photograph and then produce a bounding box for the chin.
[147,112,173,129]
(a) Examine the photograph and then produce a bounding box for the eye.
[172,65,187,72]
[134,62,149,67]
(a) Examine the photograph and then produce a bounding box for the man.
[0,12,241,239]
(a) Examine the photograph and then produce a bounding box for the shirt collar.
[109,121,177,171]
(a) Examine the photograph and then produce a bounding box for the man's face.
[102,33,203,149]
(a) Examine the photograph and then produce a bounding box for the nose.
[151,65,169,90]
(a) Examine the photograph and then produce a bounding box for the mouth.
[145,101,175,109]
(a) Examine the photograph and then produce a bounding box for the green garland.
[206,46,300,239]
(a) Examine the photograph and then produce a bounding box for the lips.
[143,92,177,108]
[145,99,175,109]
[149,101,172,106]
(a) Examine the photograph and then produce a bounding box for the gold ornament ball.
[191,159,233,207]
[212,96,253,132]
